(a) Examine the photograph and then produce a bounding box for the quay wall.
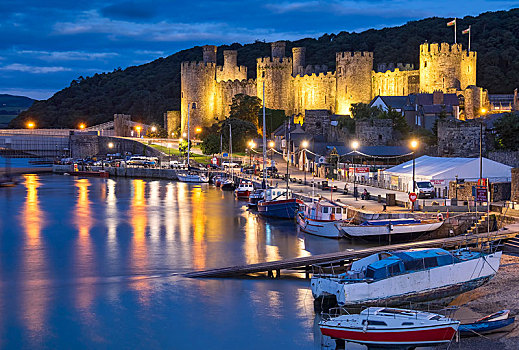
[53,164,179,180]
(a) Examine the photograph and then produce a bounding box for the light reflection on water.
[0,174,374,349]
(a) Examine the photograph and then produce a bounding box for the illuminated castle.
[178,41,482,134]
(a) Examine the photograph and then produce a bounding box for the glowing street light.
[78,123,86,130]
[108,142,114,149]
[26,121,35,129]
[151,126,157,132]
[301,140,309,185]
[195,127,202,134]
[351,140,359,200]
[248,140,256,166]
[135,125,142,138]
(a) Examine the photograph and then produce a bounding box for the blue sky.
[1,0,517,100]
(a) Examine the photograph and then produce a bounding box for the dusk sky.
[1,1,518,100]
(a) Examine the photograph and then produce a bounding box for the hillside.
[10,8,519,129]
[0,94,35,127]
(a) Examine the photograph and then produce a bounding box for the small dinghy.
[319,307,459,348]
[459,310,515,336]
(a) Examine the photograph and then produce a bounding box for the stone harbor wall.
[437,119,485,157]
[511,168,519,202]
[448,180,511,202]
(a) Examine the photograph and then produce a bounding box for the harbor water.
[0,173,372,349]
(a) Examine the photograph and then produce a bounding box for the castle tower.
[419,42,476,93]
[180,48,217,134]
[335,51,373,115]
[292,47,306,76]
[256,42,293,113]
[202,45,217,63]
[216,50,247,82]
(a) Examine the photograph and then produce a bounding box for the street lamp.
[151,126,157,132]
[135,125,142,138]
[248,140,256,166]
[79,123,86,130]
[108,142,114,149]
[268,140,275,167]
[26,121,35,129]
[410,139,419,212]
[301,140,309,185]
[351,140,359,200]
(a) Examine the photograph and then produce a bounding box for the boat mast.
[229,123,233,181]
[286,119,290,194]
[187,102,191,168]
[262,82,267,189]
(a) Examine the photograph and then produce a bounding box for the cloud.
[101,1,158,20]
[0,63,72,73]
[17,50,119,61]
[265,1,320,13]
[0,87,55,100]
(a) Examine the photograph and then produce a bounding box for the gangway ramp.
[184,228,519,278]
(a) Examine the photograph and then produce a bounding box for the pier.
[184,226,519,278]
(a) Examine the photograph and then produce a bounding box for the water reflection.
[191,186,206,270]
[20,174,48,340]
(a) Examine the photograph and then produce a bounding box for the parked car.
[222,161,240,168]
[265,166,278,174]
[242,166,255,174]
[128,156,148,166]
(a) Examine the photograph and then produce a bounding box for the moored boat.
[459,310,515,336]
[320,307,459,348]
[70,170,109,178]
[340,218,443,241]
[247,189,264,209]
[257,188,302,219]
[221,178,235,191]
[297,200,352,238]
[311,248,502,308]
[177,172,209,183]
[234,180,254,200]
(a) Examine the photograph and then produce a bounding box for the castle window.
[181,91,184,98]
[345,86,348,94]
[424,61,427,68]
[378,135,382,141]
[262,71,265,78]
[338,67,342,74]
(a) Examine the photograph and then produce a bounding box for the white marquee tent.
[382,155,512,193]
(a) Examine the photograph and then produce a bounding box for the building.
[174,41,483,135]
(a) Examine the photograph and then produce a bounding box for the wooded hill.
[10,8,519,129]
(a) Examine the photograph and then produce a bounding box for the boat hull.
[341,221,443,241]
[257,199,302,219]
[177,175,209,183]
[460,316,515,336]
[235,190,251,200]
[320,324,458,346]
[297,213,342,238]
[312,251,502,307]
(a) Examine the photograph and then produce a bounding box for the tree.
[350,103,382,120]
[200,133,221,155]
[494,112,519,150]
[229,94,262,127]
[379,108,409,135]
[201,118,259,154]
[145,125,168,138]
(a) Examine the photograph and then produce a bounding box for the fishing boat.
[320,307,459,348]
[311,248,502,308]
[340,218,443,241]
[234,180,254,200]
[459,310,515,336]
[177,172,209,183]
[221,178,235,191]
[297,200,352,238]
[247,189,264,209]
[257,188,303,219]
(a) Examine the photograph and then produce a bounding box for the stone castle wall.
[164,110,180,137]
[437,119,485,157]
[355,119,394,146]
[372,69,420,97]
[335,52,373,115]
[292,72,336,115]
[215,79,257,120]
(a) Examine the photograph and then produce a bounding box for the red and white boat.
[234,180,254,200]
[320,307,459,348]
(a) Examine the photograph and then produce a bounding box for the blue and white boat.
[311,248,502,307]
[459,310,515,336]
[257,188,302,219]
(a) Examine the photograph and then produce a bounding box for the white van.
[127,156,148,165]
[409,181,435,198]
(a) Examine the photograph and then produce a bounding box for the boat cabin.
[341,248,463,282]
[264,188,292,201]
[302,200,350,221]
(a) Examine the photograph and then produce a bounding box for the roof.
[374,96,409,110]
[383,155,512,180]
[414,93,459,106]
[331,145,412,157]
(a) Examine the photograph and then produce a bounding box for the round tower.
[257,54,293,113]
[419,42,475,93]
[271,41,286,59]
[292,47,306,76]
[335,51,374,115]
[223,50,237,67]
[180,59,217,135]
[202,45,217,63]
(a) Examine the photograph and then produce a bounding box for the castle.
[175,41,485,134]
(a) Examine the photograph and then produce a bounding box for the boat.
[247,189,264,209]
[320,307,459,348]
[177,172,209,183]
[235,180,254,200]
[311,248,502,308]
[297,200,352,238]
[459,310,515,336]
[70,170,109,178]
[340,218,444,241]
[221,178,235,191]
[257,188,303,219]
[0,177,19,187]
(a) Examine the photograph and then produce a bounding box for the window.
[424,257,438,268]
[378,135,382,141]
[323,207,329,214]
[362,320,388,326]
[424,61,427,68]
[343,208,348,213]
[402,322,414,326]
[181,91,184,98]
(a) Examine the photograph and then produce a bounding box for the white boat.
[177,172,209,183]
[311,248,502,307]
[320,307,459,348]
[340,218,443,240]
[297,200,352,238]
[234,180,254,199]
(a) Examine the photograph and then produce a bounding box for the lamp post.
[248,140,255,166]
[301,140,309,186]
[479,107,487,182]
[352,140,359,200]
[186,102,197,167]
[135,125,141,138]
[410,139,419,212]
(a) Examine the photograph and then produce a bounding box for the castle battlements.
[420,42,475,56]
[216,65,247,73]
[256,57,293,65]
[217,78,256,87]
[336,51,373,60]
[181,61,217,70]
[377,63,415,72]
[294,71,335,80]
